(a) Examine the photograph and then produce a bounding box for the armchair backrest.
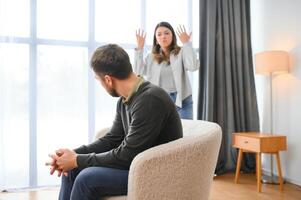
[127,119,222,200]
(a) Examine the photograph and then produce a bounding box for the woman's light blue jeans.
[59,167,129,200]
[169,92,193,119]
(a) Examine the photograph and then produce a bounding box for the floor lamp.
[255,50,289,184]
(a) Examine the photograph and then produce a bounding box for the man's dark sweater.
[75,81,183,170]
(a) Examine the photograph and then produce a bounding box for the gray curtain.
[198,0,260,174]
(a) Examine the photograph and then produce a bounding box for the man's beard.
[108,87,119,97]
[107,83,119,97]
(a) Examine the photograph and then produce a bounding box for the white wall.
[251,0,301,186]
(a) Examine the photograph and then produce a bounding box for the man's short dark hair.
[90,44,133,79]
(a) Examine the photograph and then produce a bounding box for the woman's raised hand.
[136,29,146,50]
[176,25,192,44]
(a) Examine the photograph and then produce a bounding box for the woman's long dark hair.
[152,22,181,64]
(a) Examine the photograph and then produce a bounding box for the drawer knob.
[244,141,248,144]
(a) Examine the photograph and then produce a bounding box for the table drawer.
[233,135,260,152]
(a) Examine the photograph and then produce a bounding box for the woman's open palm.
[136,29,146,50]
[176,25,192,44]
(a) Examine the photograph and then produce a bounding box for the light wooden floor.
[210,173,301,200]
[1,173,301,200]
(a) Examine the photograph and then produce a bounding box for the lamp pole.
[270,74,275,182]
[262,73,278,184]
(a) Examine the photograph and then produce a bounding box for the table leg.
[276,152,284,191]
[235,149,243,183]
[256,153,258,181]
[257,152,262,192]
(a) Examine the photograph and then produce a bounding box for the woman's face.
[155,26,173,50]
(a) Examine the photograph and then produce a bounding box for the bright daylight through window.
[0,0,199,189]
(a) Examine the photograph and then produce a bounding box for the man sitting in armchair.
[46,44,183,200]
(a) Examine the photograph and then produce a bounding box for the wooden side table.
[232,132,287,192]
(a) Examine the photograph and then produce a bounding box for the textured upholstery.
[95,120,222,200]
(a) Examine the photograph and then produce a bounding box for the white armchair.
[95,119,222,200]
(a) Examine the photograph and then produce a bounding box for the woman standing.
[134,21,199,119]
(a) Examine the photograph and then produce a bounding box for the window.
[0,44,29,188]
[95,0,141,44]
[0,0,199,189]
[0,0,30,37]
[36,45,88,186]
[37,0,88,41]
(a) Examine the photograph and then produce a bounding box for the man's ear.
[104,75,113,86]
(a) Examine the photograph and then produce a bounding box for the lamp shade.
[255,51,289,74]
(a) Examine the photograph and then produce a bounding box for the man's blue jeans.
[169,92,193,119]
[59,167,129,200]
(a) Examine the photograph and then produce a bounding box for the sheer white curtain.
[0,0,198,190]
